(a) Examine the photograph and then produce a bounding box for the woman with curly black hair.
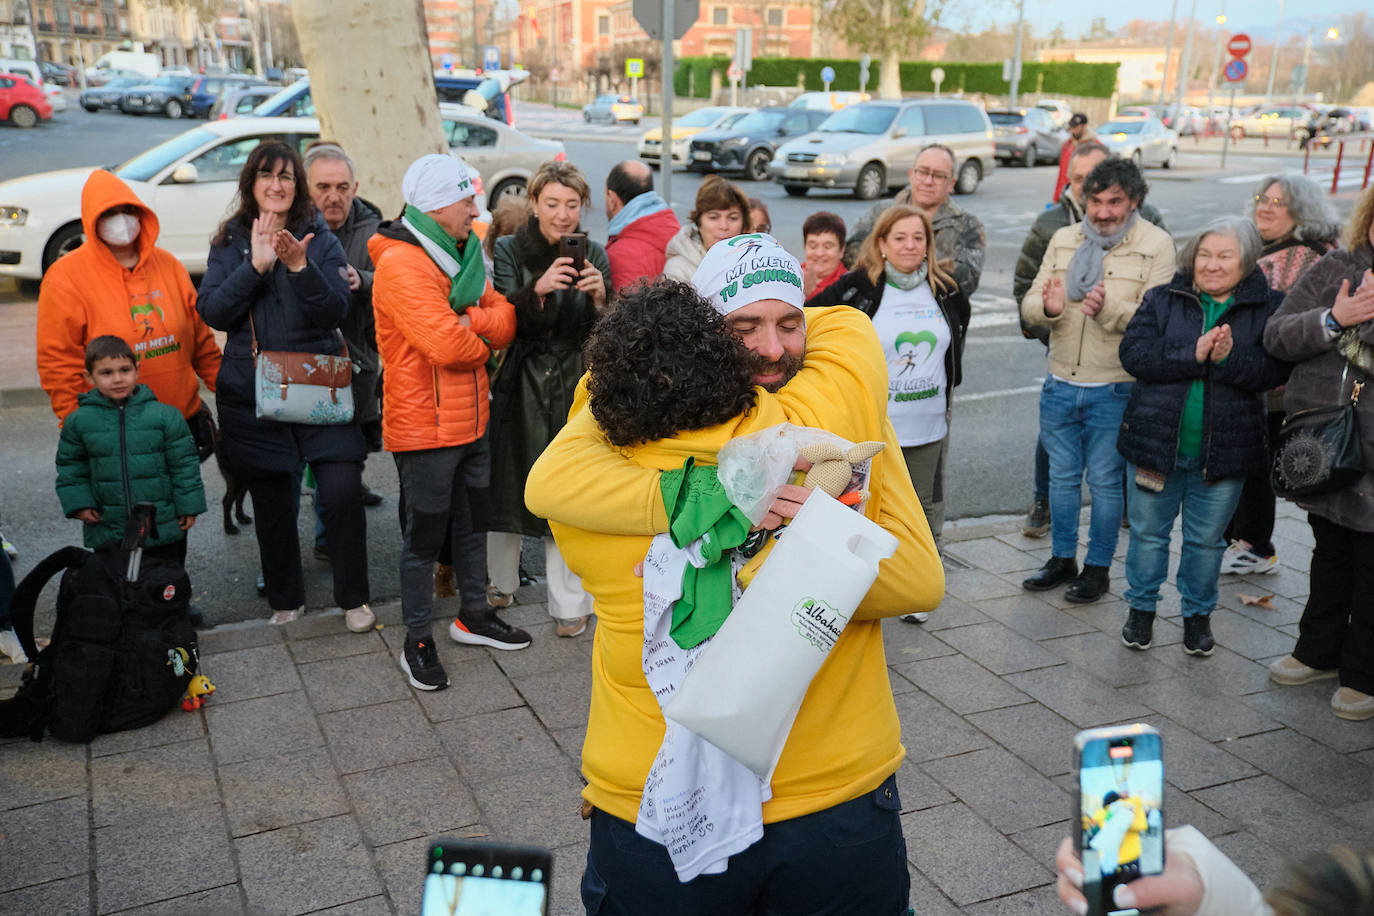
[586,280,757,447]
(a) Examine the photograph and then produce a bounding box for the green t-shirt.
[1177,292,1232,458]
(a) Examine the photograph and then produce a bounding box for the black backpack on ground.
[0,507,198,743]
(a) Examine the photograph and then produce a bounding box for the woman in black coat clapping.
[197,142,372,630]
[1116,217,1289,658]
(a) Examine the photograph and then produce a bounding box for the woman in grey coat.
[1261,183,1374,721]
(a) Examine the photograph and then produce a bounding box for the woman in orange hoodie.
[36,170,221,431]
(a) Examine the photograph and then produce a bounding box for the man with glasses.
[845,144,987,301]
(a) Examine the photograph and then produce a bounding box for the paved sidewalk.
[2,503,1371,915]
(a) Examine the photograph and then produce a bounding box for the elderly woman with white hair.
[1220,174,1343,576]
[1114,217,1291,657]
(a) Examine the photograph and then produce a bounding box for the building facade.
[29,0,131,67]
[1038,43,1180,101]
[1,1,38,59]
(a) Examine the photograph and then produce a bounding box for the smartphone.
[560,233,587,274]
[1073,724,1165,916]
[421,838,552,916]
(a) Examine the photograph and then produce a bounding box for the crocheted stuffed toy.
[798,440,885,500]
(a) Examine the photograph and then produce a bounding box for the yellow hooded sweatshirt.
[525,304,943,825]
[37,170,220,423]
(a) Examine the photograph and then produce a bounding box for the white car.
[1097,116,1179,169]
[0,113,507,281]
[437,102,565,202]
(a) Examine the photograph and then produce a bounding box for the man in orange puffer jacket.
[369,154,520,692]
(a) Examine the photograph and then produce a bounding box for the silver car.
[768,99,996,199]
[437,103,565,202]
[1097,117,1178,169]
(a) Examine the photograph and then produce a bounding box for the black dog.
[189,408,251,534]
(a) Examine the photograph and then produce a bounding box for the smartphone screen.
[1075,725,1164,915]
[421,839,550,916]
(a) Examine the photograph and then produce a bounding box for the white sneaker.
[0,627,27,664]
[1219,542,1278,575]
[345,604,376,633]
[900,612,931,624]
[269,607,303,625]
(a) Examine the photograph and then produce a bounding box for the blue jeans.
[1033,434,1050,502]
[581,773,909,916]
[1039,377,1132,567]
[1124,456,1243,618]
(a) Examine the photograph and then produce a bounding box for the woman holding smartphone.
[487,160,609,638]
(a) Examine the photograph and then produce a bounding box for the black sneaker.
[518,565,537,588]
[449,611,532,651]
[361,484,384,507]
[400,635,449,690]
[1022,498,1051,538]
[1182,615,1215,656]
[1121,608,1155,650]
[313,542,330,562]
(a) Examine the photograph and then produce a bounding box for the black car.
[251,74,515,123]
[79,76,144,112]
[120,75,195,118]
[687,107,831,181]
[40,60,77,87]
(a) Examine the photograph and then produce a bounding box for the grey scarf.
[1066,210,1138,300]
[884,262,928,291]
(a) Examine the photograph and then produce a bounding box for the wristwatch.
[1323,309,1344,336]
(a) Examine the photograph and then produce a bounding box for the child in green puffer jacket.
[55,336,207,552]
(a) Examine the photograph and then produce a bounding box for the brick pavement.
[1,504,1372,915]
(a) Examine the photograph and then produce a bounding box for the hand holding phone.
[1074,724,1165,915]
[560,233,587,275]
[421,838,551,916]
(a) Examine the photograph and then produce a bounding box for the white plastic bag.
[717,424,872,525]
[662,489,898,779]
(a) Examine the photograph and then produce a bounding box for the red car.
[0,74,52,128]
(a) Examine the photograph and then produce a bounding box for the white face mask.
[97,212,141,247]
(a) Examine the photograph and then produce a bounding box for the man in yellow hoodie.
[526,235,942,914]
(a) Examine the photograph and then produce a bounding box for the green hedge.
[673,57,1119,100]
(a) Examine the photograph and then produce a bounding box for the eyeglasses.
[1253,194,1288,208]
[256,170,296,185]
[913,167,951,183]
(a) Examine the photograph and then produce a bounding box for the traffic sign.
[820,65,835,84]
[1227,33,1251,57]
[727,64,743,82]
[483,45,501,71]
[550,67,562,82]
[633,0,699,41]
[1224,58,1248,82]
[626,58,644,78]
[441,53,454,71]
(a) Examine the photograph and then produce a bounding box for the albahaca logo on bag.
[791,597,850,652]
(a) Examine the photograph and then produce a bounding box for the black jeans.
[1294,514,1374,695]
[581,773,909,916]
[250,461,369,612]
[1222,411,1285,557]
[394,438,492,639]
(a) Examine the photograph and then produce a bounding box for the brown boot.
[434,563,456,599]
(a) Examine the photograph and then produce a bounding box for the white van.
[90,51,160,81]
[0,58,66,112]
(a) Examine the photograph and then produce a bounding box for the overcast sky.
[975,0,1365,40]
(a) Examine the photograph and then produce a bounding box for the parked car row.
[636,98,999,198]
[0,72,52,128]
[0,58,67,114]
[80,71,267,119]
[0,98,564,279]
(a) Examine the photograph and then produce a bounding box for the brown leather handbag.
[250,314,355,425]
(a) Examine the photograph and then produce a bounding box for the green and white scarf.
[401,203,486,312]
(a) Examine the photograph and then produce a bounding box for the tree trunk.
[878,0,901,99]
[292,0,449,216]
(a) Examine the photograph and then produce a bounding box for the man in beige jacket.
[1020,157,1176,603]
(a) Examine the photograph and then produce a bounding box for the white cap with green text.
[691,233,806,316]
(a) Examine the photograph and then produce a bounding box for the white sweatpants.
[487,531,593,621]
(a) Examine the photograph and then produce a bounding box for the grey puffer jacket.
[1262,247,1374,533]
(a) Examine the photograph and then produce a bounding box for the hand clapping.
[1331,270,1374,328]
[1195,324,1233,363]
[271,228,314,273]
